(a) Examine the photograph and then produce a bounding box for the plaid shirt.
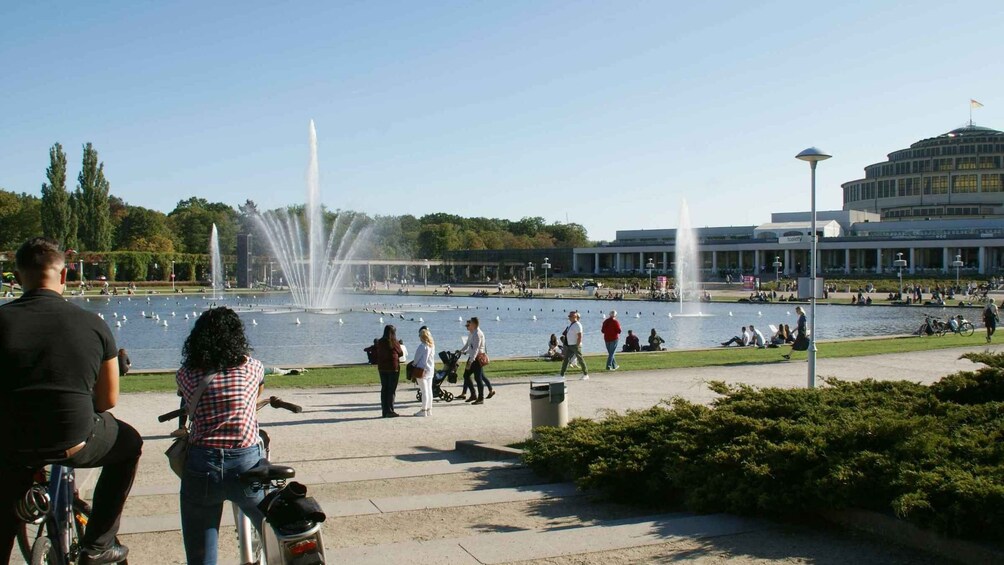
[177,357,264,449]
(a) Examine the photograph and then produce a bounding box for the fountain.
[209,223,222,300]
[673,199,704,316]
[256,121,370,311]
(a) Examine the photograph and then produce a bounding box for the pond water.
[44,292,980,370]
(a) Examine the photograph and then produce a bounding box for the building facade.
[571,124,1004,279]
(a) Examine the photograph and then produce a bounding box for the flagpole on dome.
[970,99,984,127]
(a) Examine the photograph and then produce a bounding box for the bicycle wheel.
[17,522,36,563]
[29,535,53,565]
[962,322,975,337]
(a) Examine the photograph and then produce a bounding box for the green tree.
[0,190,42,250]
[75,143,112,251]
[40,143,71,244]
[117,205,176,252]
[167,197,239,254]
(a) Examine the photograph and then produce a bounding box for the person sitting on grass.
[622,330,641,352]
[748,324,766,348]
[643,328,666,352]
[721,326,750,347]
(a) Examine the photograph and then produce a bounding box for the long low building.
[572,123,1004,278]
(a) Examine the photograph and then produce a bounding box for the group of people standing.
[372,316,495,418]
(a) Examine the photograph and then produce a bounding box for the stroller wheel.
[443,392,454,402]
[416,391,422,402]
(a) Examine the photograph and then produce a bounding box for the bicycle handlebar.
[159,396,302,422]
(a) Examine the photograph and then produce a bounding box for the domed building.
[568,122,1004,279]
[842,124,1004,219]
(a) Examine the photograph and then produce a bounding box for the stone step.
[118,482,582,535]
[113,458,520,498]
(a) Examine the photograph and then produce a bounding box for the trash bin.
[529,377,568,438]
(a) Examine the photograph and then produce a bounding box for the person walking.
[984,299,999,343]
[600,310,621,371]
[560,311,589,380]
[413,327,435,417]
[176,307,267,564]
[0,237,142,565]
[459,317,494,404]
[783,306,809,360]
[375,324,403,417]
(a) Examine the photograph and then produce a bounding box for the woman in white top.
[413,327,436,416]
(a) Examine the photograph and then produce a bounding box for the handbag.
[408,361,425,381]
[165,373,216,479]
[475,351,490,367]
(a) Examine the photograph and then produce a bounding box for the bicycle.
[159,395,326,565]
[14,465,128,565]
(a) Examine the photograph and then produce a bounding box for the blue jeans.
[605,340,619,369]
[181,444,265,565]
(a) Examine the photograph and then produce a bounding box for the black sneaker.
[486,390,495,399]
[472,398,484,405]
[79,543,129,565]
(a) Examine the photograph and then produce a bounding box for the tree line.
[0,142,590,262]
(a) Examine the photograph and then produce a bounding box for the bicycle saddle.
[239,459,295,484]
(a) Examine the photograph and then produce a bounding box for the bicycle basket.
[15,484,50,524]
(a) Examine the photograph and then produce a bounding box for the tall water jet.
[674,199,701,315]
[256,121,370,311]
[209,223,222,300]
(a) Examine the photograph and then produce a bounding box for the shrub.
[522,364,1004,542]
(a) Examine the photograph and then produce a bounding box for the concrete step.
[118,482,583,535]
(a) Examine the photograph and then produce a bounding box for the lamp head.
[796,147,832,163]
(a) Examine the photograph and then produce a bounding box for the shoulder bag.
[408,361,425,381]
[475,341,490,367]
[165,373,216,479]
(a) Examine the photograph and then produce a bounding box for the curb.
[821,509,1004,565]
[455,440,524,461]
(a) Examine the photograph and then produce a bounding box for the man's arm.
[93,357,120,412]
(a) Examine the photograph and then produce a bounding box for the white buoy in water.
[379,317,384,324]
[635,313,641,318]
[495,315,500,321]
[532,315,537,321]
[171,312,176,317]
[140,311,146,317]
[338,318,344,325]
[115,321,121,328]
[668,313,673,318]
[161,320,168,327]
[98,313,104,320]
[113,312,118,318]
[121,316,127,322]
[757,311,762,317]
[787,311,791,316]
[252,319,257,326]
[729,311,733,317]
[86,298,90,302]
[185,314,190,320]
[295,318,301,325]
[418,318,424,323]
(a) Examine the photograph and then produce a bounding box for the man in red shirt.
[601,310,622,371]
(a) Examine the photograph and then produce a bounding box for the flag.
[971,99,984,109]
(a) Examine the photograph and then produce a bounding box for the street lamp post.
[772,256,782,283]
[527,262,534,286]
[952,254,964,287]
[424,260,429,288]
[542,257,551,292]
[645,257,655,296]
[171,260,176,292]
[894,252,907,299]
[796,146,832,389]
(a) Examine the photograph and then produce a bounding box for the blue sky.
[2,1,1002,241]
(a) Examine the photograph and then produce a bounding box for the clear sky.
[2,1,1002,242]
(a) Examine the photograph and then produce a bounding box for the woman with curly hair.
[175,307,265,564]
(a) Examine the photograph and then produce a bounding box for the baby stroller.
[417,350,461,403]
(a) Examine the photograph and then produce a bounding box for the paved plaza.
[45,345,986,564]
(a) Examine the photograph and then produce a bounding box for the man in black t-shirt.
[0,237,142,565]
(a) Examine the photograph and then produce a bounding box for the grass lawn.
[121,332,988,393]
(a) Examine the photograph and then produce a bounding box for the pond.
[42,291,980,370]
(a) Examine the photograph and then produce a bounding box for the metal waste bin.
[530,377,568,438]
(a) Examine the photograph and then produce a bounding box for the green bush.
[522,361,1004,542]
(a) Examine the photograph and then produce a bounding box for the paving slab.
[325,513,765,565]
